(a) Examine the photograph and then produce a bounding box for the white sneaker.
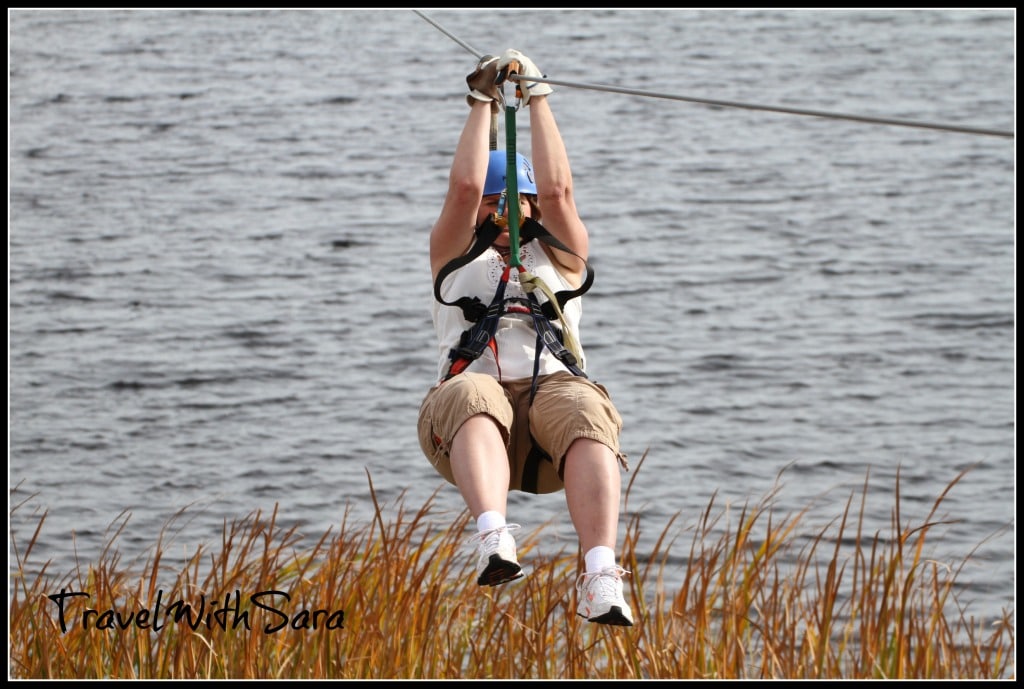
[576,566,634,626]
[474,524,524,586]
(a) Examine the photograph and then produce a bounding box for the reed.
[8,462,1014,679]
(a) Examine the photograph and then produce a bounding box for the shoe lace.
[471,523,521,549]
[576,565,630,595]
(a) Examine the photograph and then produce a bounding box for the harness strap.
[519,267,582,366]
[523,285,586,376]
[520,218,594,321]
[443,265,511,381]
[434,220,502,323]
[519,435,551,494]
[433,216,594,322]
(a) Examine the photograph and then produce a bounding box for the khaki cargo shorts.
[417,371,627,495]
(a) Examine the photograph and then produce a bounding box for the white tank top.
[433,240,586,383]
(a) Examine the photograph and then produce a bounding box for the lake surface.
[9,9,1015,625]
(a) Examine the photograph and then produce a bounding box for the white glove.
[466,55,503,107]
[497,49,552,105]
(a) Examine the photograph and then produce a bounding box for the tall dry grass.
[8,461,1015,679]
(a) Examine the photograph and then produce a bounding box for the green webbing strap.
[501,90,584,364]
[504,102,522,268]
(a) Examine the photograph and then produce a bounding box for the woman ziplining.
[411,13,1007,633]
[417,49,635,626]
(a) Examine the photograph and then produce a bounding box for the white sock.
[476,510,506,533]
[585,546,617,574]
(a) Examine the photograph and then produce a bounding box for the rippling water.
[9,9,1015,623]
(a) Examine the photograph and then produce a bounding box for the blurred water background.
[9,9,1015,624]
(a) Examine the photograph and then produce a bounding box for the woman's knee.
[423,374,514,449]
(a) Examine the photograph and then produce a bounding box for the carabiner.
[491,189,508,228]
[496,62,523,111]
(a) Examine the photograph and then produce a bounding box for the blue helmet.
[483,150,537,196]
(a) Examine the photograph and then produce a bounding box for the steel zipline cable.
[414,10,1013,140]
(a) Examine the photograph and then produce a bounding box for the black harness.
[434,216,592,322]
[432,216,595,492]
[434,216,593,388]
